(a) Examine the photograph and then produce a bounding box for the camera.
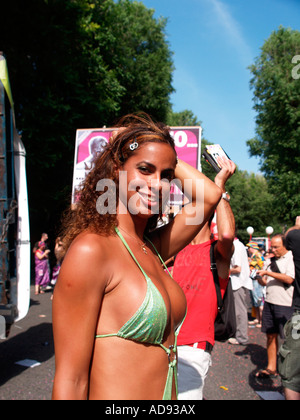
[202,144,231,173]
[250,269,262,281]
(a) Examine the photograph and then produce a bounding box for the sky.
[140,0,300,173]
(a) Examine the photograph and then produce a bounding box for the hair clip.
[129,139,139,151]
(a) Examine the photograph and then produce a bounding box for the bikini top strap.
[144,235,173,278]
[115,227,148,279]
[115,227,172,278]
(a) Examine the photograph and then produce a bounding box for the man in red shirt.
[173,157,236,400]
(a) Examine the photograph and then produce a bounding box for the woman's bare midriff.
[89,336,177,400]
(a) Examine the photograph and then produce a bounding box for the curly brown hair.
[60,113,177,252]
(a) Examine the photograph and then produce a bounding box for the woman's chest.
[107,249,186,331]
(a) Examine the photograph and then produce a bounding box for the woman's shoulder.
[58,231,116,291]
[67,231,114,261]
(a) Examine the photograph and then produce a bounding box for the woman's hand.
[214,157,236,192]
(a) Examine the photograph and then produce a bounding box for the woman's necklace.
[118,226,148,254]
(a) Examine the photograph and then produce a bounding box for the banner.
[72,127,202,204]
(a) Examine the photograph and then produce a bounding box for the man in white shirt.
[229,237,252,345]
[256,234,295,378]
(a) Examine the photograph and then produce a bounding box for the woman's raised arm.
[157,159,222,260]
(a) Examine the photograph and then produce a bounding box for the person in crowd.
[51,237,65,285]
[172,157,236,400]
[34,241,51,295]
[228,236,252,345]
[256,234,295,379]
[50,237,66,300]
[52,113,222,400]
[33,232,49,254]
[247,241,264,328]
[264,250,274,261]
[278,221,300,400]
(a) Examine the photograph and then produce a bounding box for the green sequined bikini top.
[96,227,170,344]
[95,227,185,400]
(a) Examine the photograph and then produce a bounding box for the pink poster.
[171,127,201,169]
[72,127,202,203]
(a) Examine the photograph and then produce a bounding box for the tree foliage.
[200,138,280,243]
[92,0,174,118]
[0,0,174,237]
[247,27,300,224]
[166,110,202,127]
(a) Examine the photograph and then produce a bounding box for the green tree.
[226,171,282,243]
[166,110,201,126]
[0,0,175,238]
[201,139,281,243]
[92,0,174,119]
[247,27,300,224]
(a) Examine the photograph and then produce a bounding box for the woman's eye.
[138,166,151,173]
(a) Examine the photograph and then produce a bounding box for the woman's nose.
[148,174,162,191]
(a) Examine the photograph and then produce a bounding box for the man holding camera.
[256,234,295,379]
[172,157,236,400]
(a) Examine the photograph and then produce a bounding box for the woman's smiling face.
[119,142,177,218]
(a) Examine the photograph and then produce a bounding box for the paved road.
[205,324,284,400]
[0,286,284,400]
[0,287,54,400]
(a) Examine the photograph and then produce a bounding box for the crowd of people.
[228,220,300,400]
[33,233,65,297]
[172,183,300,399]
[32,113,299,401]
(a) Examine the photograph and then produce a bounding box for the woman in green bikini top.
[96,227,185,400]
[52,113,221,400]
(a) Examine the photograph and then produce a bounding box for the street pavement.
[0,287,54,400]
[0,286,285,400]
[205,324,284,400]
